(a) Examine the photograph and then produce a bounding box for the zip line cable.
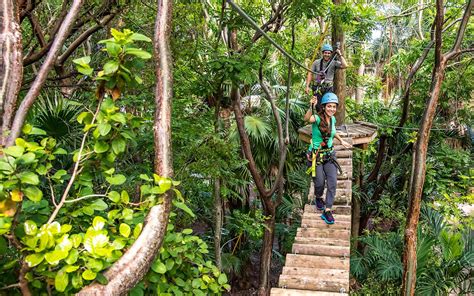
[226,0,317,74]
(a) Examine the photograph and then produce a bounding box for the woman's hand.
[310,96,317,107]
[340,139,352,149]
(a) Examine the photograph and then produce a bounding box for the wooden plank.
[302,211,351,221]
[285,254,349,270]
[278,275,349,292]
[282,267,349,278]
[301,219,351,230]
[271,288,348,296]
[335,150,352,158]
[292,244,350,257]
[296,228,350,240]
[294,237,350,247]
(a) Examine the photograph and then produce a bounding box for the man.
[305,44,347,109]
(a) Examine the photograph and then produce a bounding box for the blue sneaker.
[314,198,325,211]
[321,210,335,224]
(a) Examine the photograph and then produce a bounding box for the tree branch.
[27,13,46,47]
[7,0,84,147]
[445,0,474,60]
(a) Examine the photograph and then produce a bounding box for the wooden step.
[301,218,351,229]
[296,228,350,240]
[271,288,348,296]
[304,205,352,216]
[336,158,352,166]
[294,237,350,247]
[278,274,349,292]
[285,254,349,270]
[282,267,349,278]
[292,244,350,257]
[337,169,352,179]
[302,212,351,222]
[334,150,352,159]
[336,180,352,189]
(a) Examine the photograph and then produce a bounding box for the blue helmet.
[321,92,339,105]
[321,44,333,52]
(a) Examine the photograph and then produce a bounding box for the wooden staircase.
[271,145,352,296]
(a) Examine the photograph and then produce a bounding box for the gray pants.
[312,159,337,209]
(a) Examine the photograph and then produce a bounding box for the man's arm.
[335,49,348,68]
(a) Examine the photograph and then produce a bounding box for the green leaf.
[173,200,195,218]
[110,113,126,124]
[124,48,152,59]
[133,223,143,239]
[73,56,91,67]
[106,174,126,185]
[111,138,126,154]
[19,172,39,185]
[119,223,131,238]
[65,249,79,265]
[96,273,109,284]
[55,270,69,292]
[44,249,68,265]
[90,199,108,211]
[82,269,97,281]
[3,146,24,157]
[24,220,38,235]
[98,123,112,136]
[77,112,92,124]
[25,253,44,267]
[94,141,110,153]
[121,190,129,204]
[218,273,227,285]
[77,65,93,76]
[16,152,36,165]
[151,261,166,274]
[53,148,68,155]
[92,216,107,230]
[64,265,79,273]
[122,208,133,220]
[106,42,122,57]
[52,170,68,180]
[182,229,193,235]
[103,60,119,75]
[24,186,43,202]
[130,33,151,42]
[107,191,120,203]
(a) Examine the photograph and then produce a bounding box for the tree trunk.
[258,199,276,296]
[0,0,23,147]
[214,177,223,270]
[78,0,174,294]
[332,0,346,124]
[6,0,84,147]
[401,0,473,294]
[355,63,365,104]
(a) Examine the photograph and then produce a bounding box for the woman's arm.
[304,97,317,122]
[335,133,352,148]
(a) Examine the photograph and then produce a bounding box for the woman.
[304,92,351,224]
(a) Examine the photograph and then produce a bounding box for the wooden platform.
[298,121,377,146]
[271,148,353,296]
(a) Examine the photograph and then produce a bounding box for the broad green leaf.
[19,172,39,185]
[106,174,126,185]
[24,186,43,202]
[65,249,79,265]
[130,33,151,42]
[0,160,14,173]
[218,273,227,285]
[106,42,121,57]
[10,189,23,202]
[52,170,68,180]
[120,190,129,204]
[151,261,166,274]
[98,123,112,136]
[96,273,109,285]
[3,146,24,157]
[182,229,193,235]
[53,148,68,155]
[44,249,68,265]
[107,191,120,203]
[82,269,97,281]
[93,216,107,230]
[122,208,133,220]
[133,223,143,239]
[77,65,93,76]
[24,220,37,235]
[103,60,119,75]
[25,253,44,267]
[111,138,126,154]
[94,141,109,153]
[77,112,92,124]
[73,56,91,67]
[173,200,195,218]
[16,152,36,165]
[70,235,82,248]
[90,199,108,211]
[55,270,68,292]
[125,48,152,59]
[71,273,83,288]
[110,113,126,124]
[119,223,131,238]
[64,265,79,273]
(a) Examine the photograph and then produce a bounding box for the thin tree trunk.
[401,0,473,294]
[355,63,365,104]
[0,0,23,147]
[214,177,223,270]
[332,0,346,124]
[258,199,276,296]
[6,0,84,147]
[78,0,174,294]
